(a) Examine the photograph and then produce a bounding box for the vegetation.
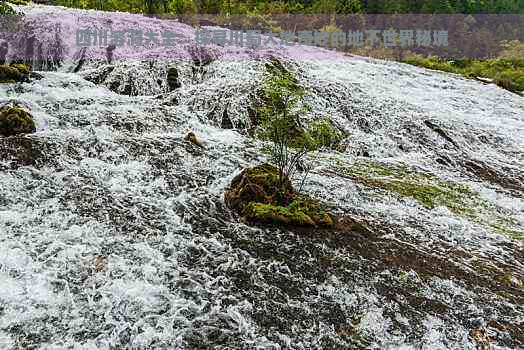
[0,1,17,13]
[0,106,36,136]
[38,0,523,94]
[224,163,333,227]
[336,159,524,239]
[256,60,314,188]
[406,56,524,94]
[0,64,30,83]
[243,196,333,227]
[307,118,344,150]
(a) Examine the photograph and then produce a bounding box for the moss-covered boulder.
[225,163,333,228]
[9,63,29,75]
[0,106,36,136]
[242,196,333,227]
[0,64,30,83]
[225,163,294,211]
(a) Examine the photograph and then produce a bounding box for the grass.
[405,59,524,95]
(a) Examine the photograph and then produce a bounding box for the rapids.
[0,3,523,349]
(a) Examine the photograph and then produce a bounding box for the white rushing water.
[0,3,523,349]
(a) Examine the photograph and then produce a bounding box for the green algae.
[336,159,523,240]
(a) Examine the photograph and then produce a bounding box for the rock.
[220,107,233,129]
[106,44,116,64]
[184,132,204,148]
[0,105,36,136]
[470,328,490,350]
[29,71,44,80]
[475,76,494,84]
[167,66,180,90]
[424,120,458,148]
[94,256,108,272]
[0,64,30,83]
[83,65,115,85]
[225,163,294,211]
[0,40,9,65]
[224,163,333,227]
[0,135,35,167]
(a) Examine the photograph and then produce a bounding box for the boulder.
[0,105,36,136]
[184,132,204,148]
[224,163,333,228]
[0,63,30,83]
[167,66,181,90]
[225,163,294,211]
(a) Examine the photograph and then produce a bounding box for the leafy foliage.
[256,60,316,189]
[0,1,16,14]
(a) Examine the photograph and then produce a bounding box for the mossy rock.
[10,63,30,75]
[225,163,294,211]
[0,106,36,136]
[0,64,30,83]
[242,196,333,228]
[243,202,316,226]
[225,163,333,228]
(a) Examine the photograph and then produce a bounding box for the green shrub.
[308,118,344,149]
[0,1,16,14]
[256,59,316,188]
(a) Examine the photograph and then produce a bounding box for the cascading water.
[0,3,523,349]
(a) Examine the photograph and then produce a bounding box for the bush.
[307,118,344,150]
[0,1,16,14]
[257,60,316,189]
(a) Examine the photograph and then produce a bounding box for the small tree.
[257,61,315,192]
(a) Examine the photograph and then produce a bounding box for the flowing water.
[0,4,523,349]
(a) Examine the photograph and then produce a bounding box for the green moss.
[225,163,334,228]
[307,118,344,150]
[9,63,30,75]
[287,195,334,227]
[0,64,30,83]
[337,160,523,239]
[0,65,23,80]
[225,163,294,211]
[0,106,36,136]
[340,160,476,215]
[243,202,315,226]
[495,272,523,288]
[242,195,333,228]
